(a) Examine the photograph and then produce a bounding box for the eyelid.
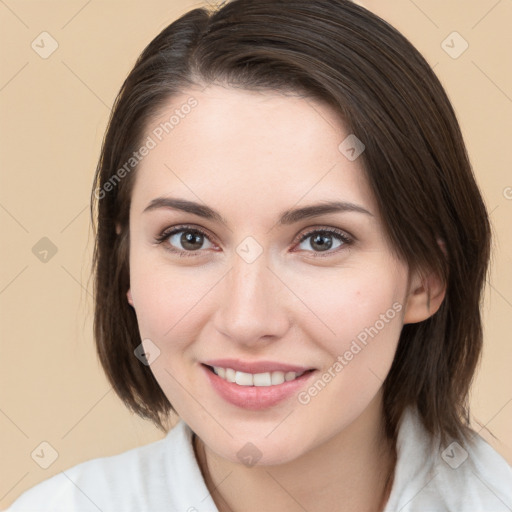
[154,223,354,257]
[296,225,354,244]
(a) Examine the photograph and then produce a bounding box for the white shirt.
[6,407,512,511]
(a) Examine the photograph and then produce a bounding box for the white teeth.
[235,371,253,386]
[225,368,236,383]
[253,372,272,386]
[212,366,306,386]
[285,371,297,382]
[271,372,285,385]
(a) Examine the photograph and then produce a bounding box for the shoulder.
[385,407,512,512]
[5,421,216,512]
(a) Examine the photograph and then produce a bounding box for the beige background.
[1,0,511,508]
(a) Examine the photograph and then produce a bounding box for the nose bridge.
[214,247,290,344]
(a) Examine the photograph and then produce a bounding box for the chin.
[204,428,311,467]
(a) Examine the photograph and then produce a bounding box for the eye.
[294,227,352,257]
[154,225,216,257]
[154,225,353,258]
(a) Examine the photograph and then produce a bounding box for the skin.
[124,85,445,512]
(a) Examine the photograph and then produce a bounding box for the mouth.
[201,363,317,410]
[202,363,316,387]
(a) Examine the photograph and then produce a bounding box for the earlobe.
[127,289,134,307]
[402,269,446,324]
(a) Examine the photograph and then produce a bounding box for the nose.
[212,250,291,348]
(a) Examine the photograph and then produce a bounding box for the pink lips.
[201,362,316,410]
[202,358,314,374]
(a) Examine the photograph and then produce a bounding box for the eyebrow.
[142,196,373,226]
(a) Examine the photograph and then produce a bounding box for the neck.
[193,392,396,512]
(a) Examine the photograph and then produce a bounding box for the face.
[126,84,413,465]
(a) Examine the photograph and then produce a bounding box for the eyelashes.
[296,227,352,256]
[154,225,216,258]
[153,224,354,258]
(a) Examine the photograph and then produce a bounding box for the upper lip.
[202,358,315,374]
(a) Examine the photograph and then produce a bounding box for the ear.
[127,288,134,307]
[403,240,447,324]
[116,222,122,235]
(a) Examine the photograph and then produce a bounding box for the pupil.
[312,233,332,251]
[182,231,202,250]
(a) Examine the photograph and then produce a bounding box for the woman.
[8,0,512,510]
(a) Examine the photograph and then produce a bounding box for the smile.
[208,365,310,386]
[202,363,317,410]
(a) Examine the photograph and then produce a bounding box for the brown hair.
[90,0,491,447]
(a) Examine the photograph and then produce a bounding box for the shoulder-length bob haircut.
[90,0,491,446]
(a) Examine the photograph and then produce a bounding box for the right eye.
[154,225,217,257]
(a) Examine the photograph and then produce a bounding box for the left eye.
[296,228,352,254]
[154,225,352,257]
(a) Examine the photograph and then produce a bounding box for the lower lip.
[201,364,316,410]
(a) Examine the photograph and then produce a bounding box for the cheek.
[292,275,404,425]
[293,265,404,345]
[129,260,216,351]
[293,267,405,402]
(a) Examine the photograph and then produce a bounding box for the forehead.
[130,85,377,218]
